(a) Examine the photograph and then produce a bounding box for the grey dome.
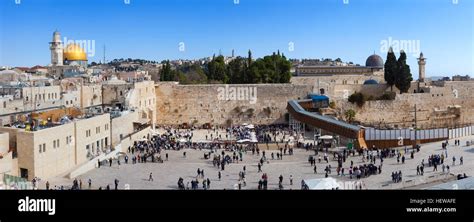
[365,54,384,68]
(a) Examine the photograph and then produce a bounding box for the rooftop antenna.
[103,45,106,64]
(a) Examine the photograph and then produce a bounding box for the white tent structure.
[236,139,251,143]
[244,124,255,129]
[303,178,341,190]
[319,135,334,140]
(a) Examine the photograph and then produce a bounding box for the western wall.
[155,78,474,129]
[155,82,313,126]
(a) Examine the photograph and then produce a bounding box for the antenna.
[103,45,106,64]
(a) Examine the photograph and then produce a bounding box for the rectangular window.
[39,144,42,153]
[43,143,46,152]
[53,140,56,148]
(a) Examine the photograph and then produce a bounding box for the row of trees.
[384,48,413,93]
[160,50,292,84]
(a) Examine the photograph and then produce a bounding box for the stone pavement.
[43,135,474,190]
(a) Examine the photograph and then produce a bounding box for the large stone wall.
[155,82,313,126]
[335,81,474,128]
[154,78,474,129]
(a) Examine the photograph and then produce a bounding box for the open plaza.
[38,128,474,190]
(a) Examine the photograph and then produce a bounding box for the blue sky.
[0,0,472,77]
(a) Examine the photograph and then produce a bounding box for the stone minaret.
[417,52,426,82]
[49,31,63,66]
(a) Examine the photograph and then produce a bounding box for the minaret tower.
[417,52,426,82]
[49,31,63,66]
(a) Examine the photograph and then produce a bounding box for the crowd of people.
[36,125,471,190]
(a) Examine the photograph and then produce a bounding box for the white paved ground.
[43,134,474,190]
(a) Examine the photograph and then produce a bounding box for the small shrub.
[348,92,366,107]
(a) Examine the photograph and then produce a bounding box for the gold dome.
[63,43,87,61]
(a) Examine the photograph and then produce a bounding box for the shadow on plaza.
[464,148,474,153]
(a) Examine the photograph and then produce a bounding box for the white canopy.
[245,124,255,129]
[304,178,341,190]
[319,135,334,140]
[237,139,251,143]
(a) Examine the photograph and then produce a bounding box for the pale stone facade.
[16,122,76,180]
[80,84,102,108]
[22,86,62,110]
[74,113,111,165]
[128,81,156,127]
[110,111,138,147]
[0,132,12,181]
[155,82,312,126]
[334,81,474,129]
[3,113,111,180]
[101,80,155,127]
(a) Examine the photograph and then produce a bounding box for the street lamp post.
[414,104,417,148]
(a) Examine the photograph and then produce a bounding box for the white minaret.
[417,52,426,82]
[50,31,63,66]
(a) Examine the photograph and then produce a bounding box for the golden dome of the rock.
[63,43,87,61]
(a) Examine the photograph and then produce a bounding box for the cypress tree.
[395,50,413,94]
[384,47,397,91]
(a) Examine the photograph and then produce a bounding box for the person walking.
[114,178,119,190]
[313,165,317,174]
[88,178,92,189]
[218,171,221,180]
[149,172,154,181]
[289,175,293,185]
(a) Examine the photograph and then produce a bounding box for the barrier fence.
[365,125,474,141]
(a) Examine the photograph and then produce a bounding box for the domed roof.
[365,54,383,68]
[363,79,378,85]
[63,43,87,61]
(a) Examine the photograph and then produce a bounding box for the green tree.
[179,64,208,84]
[160,60,172,81]
[206,55,227,83]
[344,109,356,123]
[384,47,397,91]
[249,52,291,83]
[395,50,413,94]
[227,57,246,84]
